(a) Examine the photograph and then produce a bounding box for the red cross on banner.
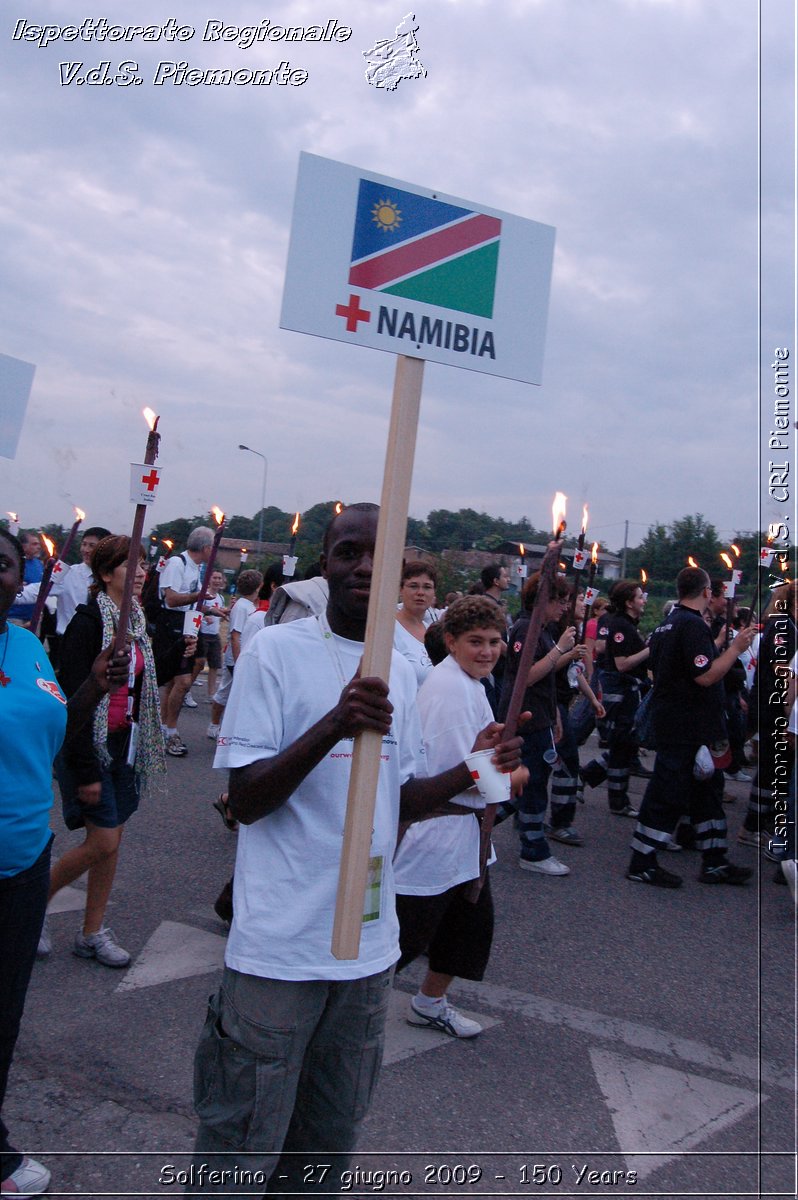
[335,293,371,332]
[52,560,66,576]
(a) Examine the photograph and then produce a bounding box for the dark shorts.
[153,609,191,686]
[57,730,140,831]
[197,632,222,670]
[395,872,494,979]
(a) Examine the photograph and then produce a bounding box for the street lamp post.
[238,444,268,558]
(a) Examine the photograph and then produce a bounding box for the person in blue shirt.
[0,529,129,1198]
[6,531,44,625]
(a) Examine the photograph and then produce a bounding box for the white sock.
[413,991,446,1012]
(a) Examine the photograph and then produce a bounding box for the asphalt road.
[8,681,796,1199]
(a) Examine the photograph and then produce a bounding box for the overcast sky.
[1,0,794,555]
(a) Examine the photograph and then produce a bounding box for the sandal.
[212,794,238,832]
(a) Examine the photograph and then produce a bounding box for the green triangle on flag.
[381,242,499,319]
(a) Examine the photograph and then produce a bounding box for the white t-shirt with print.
[158,553,200,612]
[224,596,256,667]
[214,615,423,981]
[393,653,494,896]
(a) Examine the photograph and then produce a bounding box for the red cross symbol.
[52,560,65,575]
[335,294,371,333]
[0,670,10,688]
[141,469,160,492]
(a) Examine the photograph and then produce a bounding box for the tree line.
[3,507,770,599]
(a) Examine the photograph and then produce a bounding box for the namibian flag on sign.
[348,179,502,319]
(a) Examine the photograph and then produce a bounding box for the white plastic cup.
[464,748,511,806]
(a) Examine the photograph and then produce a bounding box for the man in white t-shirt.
[155,526,215,756]
[191,504,522,1194]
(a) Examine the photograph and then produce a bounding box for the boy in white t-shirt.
[206,569,262,740]
[394,596,528,1038]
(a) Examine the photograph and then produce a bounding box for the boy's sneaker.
[182,692,198,709]
[207,724,220,740]
[36,916,51,959]
[699,861,753,886]
[408,999,482,1038]
[73,926,131,967]
[626,863,683,888]
[165,733,188,757]
[1,1155,52,1195]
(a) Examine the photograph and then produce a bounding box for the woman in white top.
[394,561,436,688]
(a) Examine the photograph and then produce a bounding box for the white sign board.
[0,352,36,459]
[129,463,162,505]
[281,153,555,385]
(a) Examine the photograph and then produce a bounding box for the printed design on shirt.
[37,678,67,704]
[513,640,523,653]
[613,632,624,643]
[694,655,709,668]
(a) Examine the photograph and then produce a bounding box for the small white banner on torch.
[130,463,162,505]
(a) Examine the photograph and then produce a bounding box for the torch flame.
[211,506,225,526]
[41,535,55,557]
[143,407,160,432]
[291,512,301,536]
[591,542,599,565]
[581,504,589,535]
[766,526,778,543]
[731,543,741,557]
[640,569,648,584]
[74,506,85,522]
[163,539,173,550]
[551,492,567,537]
[7,512,18,522]
[334,502,343,515]
[519,543,525,557]
[720,553,733,570]
[688,556,699,568]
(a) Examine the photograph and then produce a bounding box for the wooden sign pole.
[332,353,425,960]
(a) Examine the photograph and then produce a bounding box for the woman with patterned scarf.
[38,535,178,968]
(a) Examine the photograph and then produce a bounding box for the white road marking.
[404,970,794,1092]
[590,1048,765,1180]
[115,921,226,992]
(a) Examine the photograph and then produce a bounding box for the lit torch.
[113,409,162,655]
[470,493,567,902]
[579,544,601,644]
[747,534,775,627]
[190,507,226,625]
[640,568,648,603]
[687,556,699,569]
[283,511,301,578]
[516,542,527,581]
[59,505,86,564]
[335,501,344,515]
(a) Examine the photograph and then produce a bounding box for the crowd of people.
[0,512,794,1196]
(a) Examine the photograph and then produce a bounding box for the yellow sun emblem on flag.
[371,198,402,233]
